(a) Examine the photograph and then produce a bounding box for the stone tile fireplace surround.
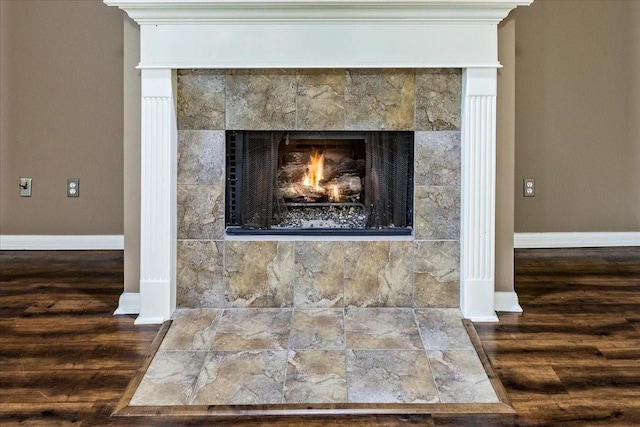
[177,68,461,310]
[106,0,532,324]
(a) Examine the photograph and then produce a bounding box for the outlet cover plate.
[523,178,535,197]
[67,178,79,197]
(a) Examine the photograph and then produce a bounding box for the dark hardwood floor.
[1,247,639,426]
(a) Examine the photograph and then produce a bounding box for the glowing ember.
[332,185,340,201]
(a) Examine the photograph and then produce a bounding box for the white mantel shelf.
[106,0,532,324]
[106,0,529,22]
[106,0,531,70]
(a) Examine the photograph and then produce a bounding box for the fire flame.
[303,150,324,191]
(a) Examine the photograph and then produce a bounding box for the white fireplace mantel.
[107,0,530,70]
[106,0,532,324]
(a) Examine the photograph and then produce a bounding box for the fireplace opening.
[226,131,413,236]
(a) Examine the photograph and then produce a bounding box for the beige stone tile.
[177,184,225,240]
[344,241,390,307]
[294,242,344,307]
[177,69,225,130]
[345,69,414,130]
[346,350,438,403]
[212,309,291,351]
[414,275,459,308]
[226,69,296,130]
[134,307,501,406]
[414,241,459,277]
[414,185,460,240]
[177,241,224,308]
[290,308,345,350]
[177,130,225,185]
[427,349,499,403]
[415,68,462,131]
[224,241,294,308]
[414,241,460,308]
[414,131,461,186]
[160,309,222,351]
[296,69,345,130]
[130,350,205,406]
[191,350,287,405]
[344,308,423,350]
[344,241,413,307]
[414,308,472,350]
[284,350,347,403]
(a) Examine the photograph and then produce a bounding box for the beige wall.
[4,1,638,296]
[123,17,141,292]
[496,15,516,292]
[0,0,124,235]
[513,0,640,232]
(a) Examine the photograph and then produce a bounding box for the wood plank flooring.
[1,247,639,426]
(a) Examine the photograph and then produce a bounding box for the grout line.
[342,306,350,403]
[413,308,443,403]
[294,70,299,129]
[187,349,209,405]
[281,306,296,403]
[187,308,226,405]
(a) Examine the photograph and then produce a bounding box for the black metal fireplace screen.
[226,131,413,236]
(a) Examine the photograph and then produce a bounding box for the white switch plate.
[20,178,32,197]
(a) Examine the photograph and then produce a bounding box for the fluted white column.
[460,68,499,322]
[136,68,177,325]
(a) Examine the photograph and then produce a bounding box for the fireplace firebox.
[226,131,414,235]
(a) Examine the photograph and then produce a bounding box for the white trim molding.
[514,232,640,249]
[136,68,178,325]
[460,68,499,322]
[105,0,531,70]
[0,235,124,250]
[494,291,523,313]
[113,292,141,315]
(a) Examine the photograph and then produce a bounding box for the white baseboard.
[134,316,167,325]
[514,232,640,249]
[113,292,140,315]
[0,235,124,250]
[494,291,523,313]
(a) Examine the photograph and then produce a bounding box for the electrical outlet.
[67,178,79,197]
[19,178,32,197]
[523,178,535,197]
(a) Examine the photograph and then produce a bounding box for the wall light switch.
[20,178,32,197]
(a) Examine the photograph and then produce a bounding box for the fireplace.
[174,68,458,310]
[105,0,533,324]
[226,130,413,235]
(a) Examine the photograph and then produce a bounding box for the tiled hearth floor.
[122,307,507,415]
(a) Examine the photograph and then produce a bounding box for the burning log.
[278,163,307,182]
[281,182,328,202]
[332,175,362,195]
[284,152,305,163]
[277,147,363,203]
[323,157,357,181]
[280,176,361,203]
